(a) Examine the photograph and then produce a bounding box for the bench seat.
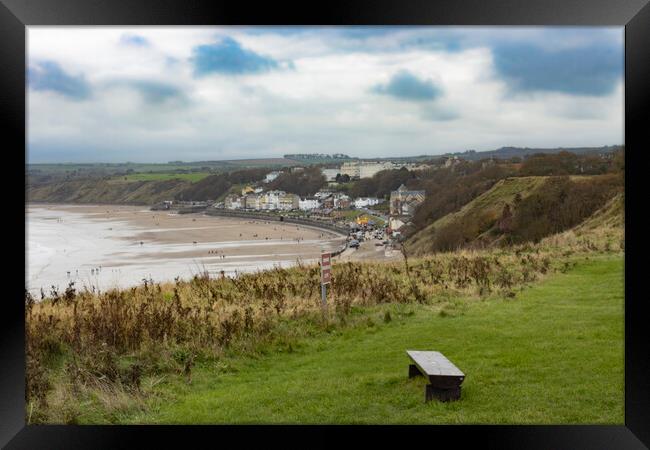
[406,350,465,402]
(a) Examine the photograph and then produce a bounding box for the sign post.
[320,248,331,308]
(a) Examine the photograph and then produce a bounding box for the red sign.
[321,252,331,284]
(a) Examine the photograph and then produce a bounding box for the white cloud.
[27,26,623,163]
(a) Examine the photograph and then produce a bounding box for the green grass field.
[120,256,623,424]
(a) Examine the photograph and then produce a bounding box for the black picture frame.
[3,0,649,448]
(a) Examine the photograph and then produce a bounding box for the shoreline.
[26,204,347,293]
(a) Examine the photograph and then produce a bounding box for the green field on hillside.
[112,172,212,183]
[117,256,623,425]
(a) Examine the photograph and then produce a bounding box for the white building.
[359,162,394,178]
[389,217,406,231]
[321,168,340,182]
[299,198,321,211]
[263,171,282,183]
[225,195,243,210]
[314,190,333,200]
[261,190,283,210]
[341,161,396,179]
[354,197,383,208]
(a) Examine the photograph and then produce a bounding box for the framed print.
[2,0,650,448]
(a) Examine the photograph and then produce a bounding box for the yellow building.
[356,214,370,225]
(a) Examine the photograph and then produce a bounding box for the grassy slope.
[122,255,623,424]
[407,177,548,254]
[573,193,624,232]
[27,178,192,205]
[112,172,213,183]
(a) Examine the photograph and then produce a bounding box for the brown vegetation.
[268,167,327,197]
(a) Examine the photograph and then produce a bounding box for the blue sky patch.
[28,61,91,100]
[372,71,442,101]
[191,37,281,76]
[120,33,150,47]
[493,43,623,96]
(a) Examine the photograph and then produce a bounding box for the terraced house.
[260,190,300,211]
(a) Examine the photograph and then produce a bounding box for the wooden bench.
[406,350,465,402]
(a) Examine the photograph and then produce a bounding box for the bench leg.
[408,364,422,379]
[425,385,461,403]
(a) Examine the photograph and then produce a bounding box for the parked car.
[349,239,360,249]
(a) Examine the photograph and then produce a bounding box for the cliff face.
[406,175,622,255]
[26,178,191,205]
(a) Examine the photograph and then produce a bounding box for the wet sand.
[54,204,343,251]
[27,204,346,294]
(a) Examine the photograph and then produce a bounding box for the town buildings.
[360,162,395,178]
[333,194,351,209]
[244,194,262,210]
[340,161,395,179]
[299,198,321,211]
[389,217,407,235]
[389,184,426,217]
[314,190,333,200]
[353,197,383,208]
[225,194,243,210]
[259,190,299,210]
[277,193,300,210]
[444,156,461,168]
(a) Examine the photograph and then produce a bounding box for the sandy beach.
[26,204,346,294]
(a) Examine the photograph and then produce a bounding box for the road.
[335,238,402,262]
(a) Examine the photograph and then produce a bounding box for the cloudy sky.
[27,26,623,163]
